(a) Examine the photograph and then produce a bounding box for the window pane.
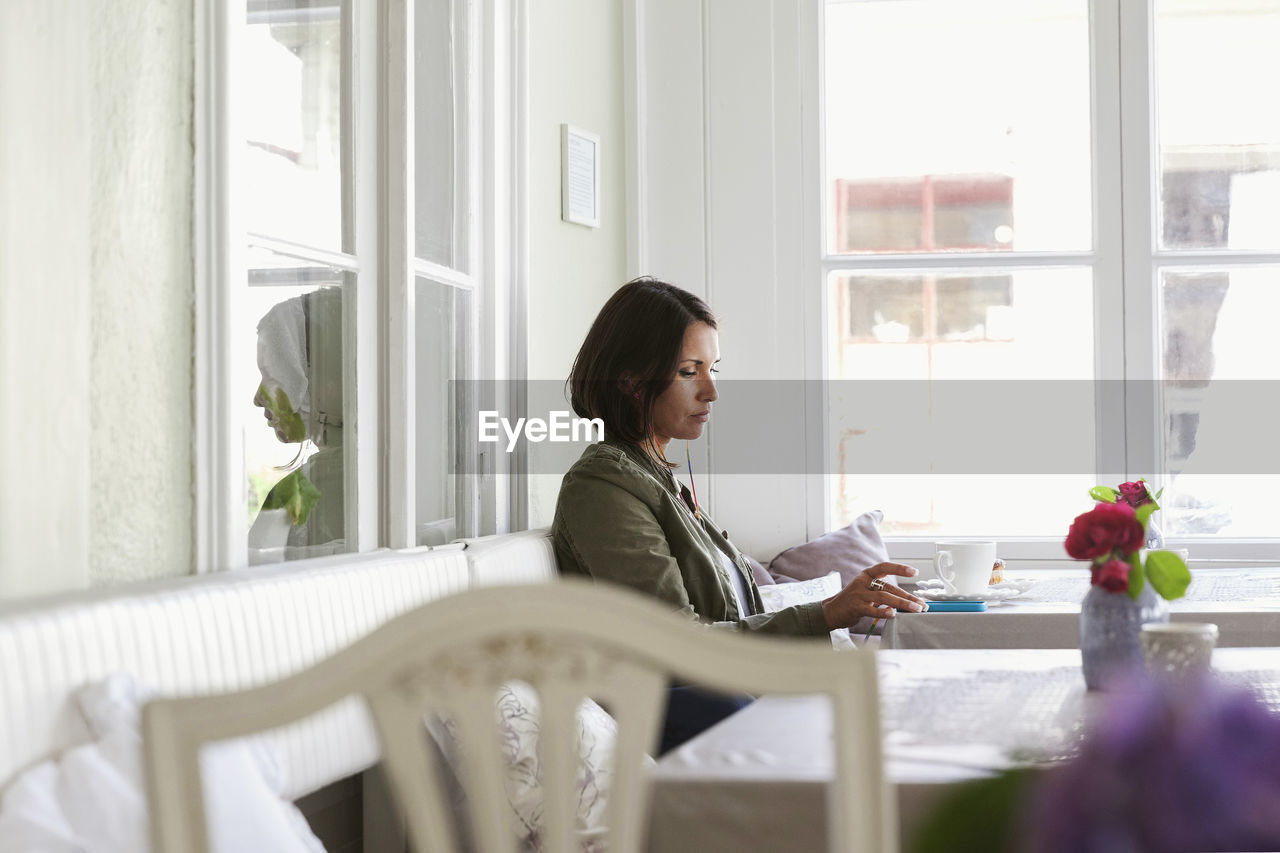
[415,0,470,270]
[824,0,1091,254]
[416,278,471,544]
[244,1,347,252]
[1160,266,1280,537]
[245,250,350,563]
[829,268,1095,535]
[1156,0,1280,251]
[830,268,1093,378]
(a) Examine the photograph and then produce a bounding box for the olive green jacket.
[551,439,829,637]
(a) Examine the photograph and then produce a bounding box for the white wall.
[0,0,627,591]
[89,1,195,586]
[634,0,818,559]
[0,1,92,597]
[526,0,628,526]
[0,0,194,597]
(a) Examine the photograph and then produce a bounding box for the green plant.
[260,469,321,527]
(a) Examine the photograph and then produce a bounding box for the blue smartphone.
[921,600,987,612]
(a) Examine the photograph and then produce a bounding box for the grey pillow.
[767,510,890,586]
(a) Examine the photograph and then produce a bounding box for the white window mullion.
[454,0,472,278]
[477,0,502,533]
[195,0,247,572]
[246,232,359,273]
[384,0,416,549]
[350,0,382,552]
[410,258,474,291]
[470,0,497,534]
[1117,0,1162,483]
[801,0,826,543]
[1091,0,1128,487]
[1152,250,1280,268]
[484,0,530,534]
[822,251,1096,272]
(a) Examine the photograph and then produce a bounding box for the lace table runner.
[882,663,1280,765]
[1004,570,1280,605]
[1218,669,1280,709]
[881,667,1088,762]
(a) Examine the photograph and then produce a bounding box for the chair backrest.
[142,578,895,853]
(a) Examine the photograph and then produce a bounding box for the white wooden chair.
[142,577,894,853]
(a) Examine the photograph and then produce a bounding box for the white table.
[881,568,1280,649]
[647,647,1280,852]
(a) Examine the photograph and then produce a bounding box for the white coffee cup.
[933,541,997,596]
[1141,622,1218,678]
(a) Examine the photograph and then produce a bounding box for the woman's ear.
[619,376,641,400]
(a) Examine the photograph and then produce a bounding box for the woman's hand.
[820,562,928,630]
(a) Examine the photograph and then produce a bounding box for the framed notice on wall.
[561,124,600,228]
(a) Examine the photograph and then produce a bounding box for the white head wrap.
[256,296,310,418]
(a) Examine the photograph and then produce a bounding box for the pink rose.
[1091,557,1131,593]
[1065,502,1145,560]
[1117,480,1153,509]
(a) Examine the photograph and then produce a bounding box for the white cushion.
[430,683,617,852]
[0,547,470,800]
[461,529,558,587]
[0,674,324,853]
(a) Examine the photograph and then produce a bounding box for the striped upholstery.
[461,528,558,587]
[0,547,469,799]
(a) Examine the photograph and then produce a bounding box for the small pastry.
[990,558,1006,585]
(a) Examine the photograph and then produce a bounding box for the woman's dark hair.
[567,277,717,449]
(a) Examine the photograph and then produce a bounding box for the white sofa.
[0,528,559,846]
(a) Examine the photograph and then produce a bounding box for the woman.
[551,278,926,749]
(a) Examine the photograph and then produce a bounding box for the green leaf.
[272,389,308,443]
[261,470,322,526]
[1126,551,1145,601]
[1145,550,1191,601]
[1138,478,1161,511]
[908,768,1039,853]
[1135,502,1157,529]
[1089,486,1118,503]
[257,384,307,443]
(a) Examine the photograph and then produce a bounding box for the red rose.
[1117,480,1153,509]
[1065,502,1145,560]
[1091,557,1131,593]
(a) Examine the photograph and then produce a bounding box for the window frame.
[815,0,1280,566]
[195,0,527,571]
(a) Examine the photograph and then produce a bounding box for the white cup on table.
[932,541,997,596]
[1141,622,1218,678]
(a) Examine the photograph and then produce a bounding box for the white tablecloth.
[882,568,1280,649]
[647,647,1280,852]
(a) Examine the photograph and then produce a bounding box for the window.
[241,3,354,562]
[822,0,1280,558]
[199,0,517,569]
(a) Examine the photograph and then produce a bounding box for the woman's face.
[650,322,720,447]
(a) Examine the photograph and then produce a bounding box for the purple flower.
[1028,676,1280,852]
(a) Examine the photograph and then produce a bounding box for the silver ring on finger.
[869,578,886,591]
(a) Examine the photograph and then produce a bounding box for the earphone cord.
[685,441,701,521]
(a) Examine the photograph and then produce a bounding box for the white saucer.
[913,579,1036,603]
